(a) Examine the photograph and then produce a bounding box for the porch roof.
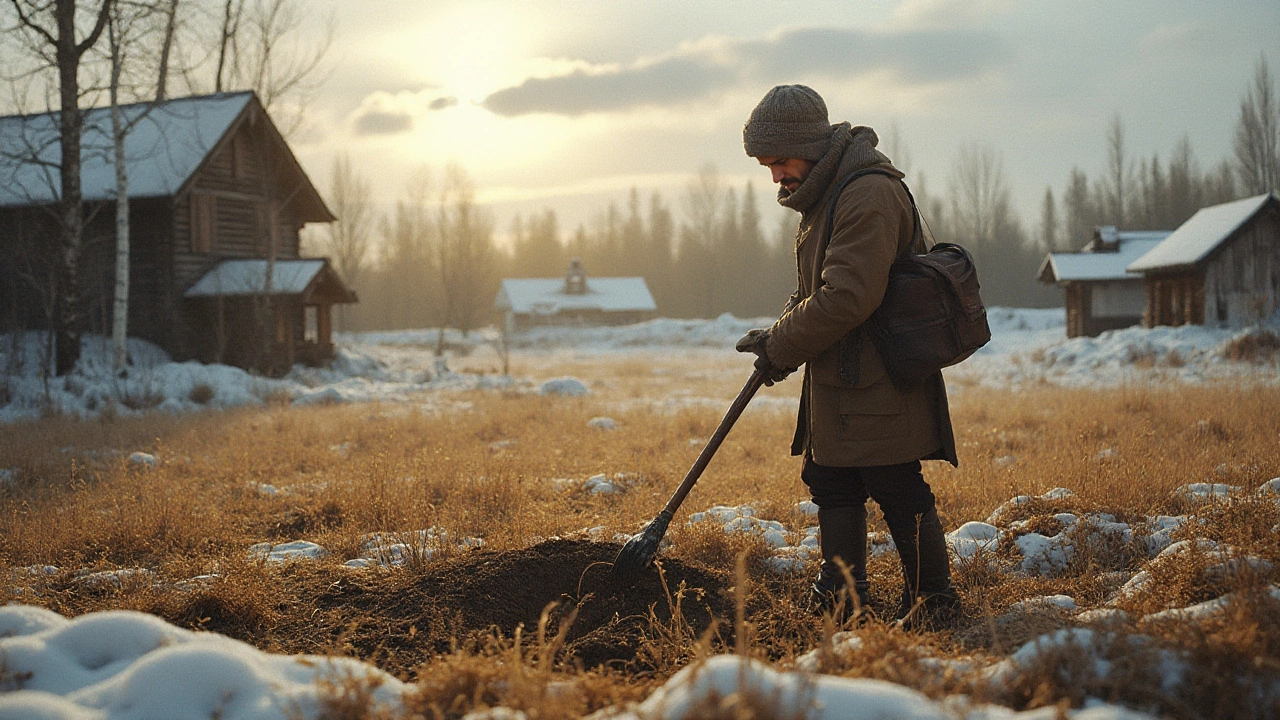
[184,258,356,303]
[1038,236,1166,284]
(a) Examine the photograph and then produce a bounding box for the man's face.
[757,156,815,193]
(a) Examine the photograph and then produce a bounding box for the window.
[304,306,319,343]
[190,194,217,253]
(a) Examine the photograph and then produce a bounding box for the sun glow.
[403,3,534,104]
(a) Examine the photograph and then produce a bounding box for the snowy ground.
[3,310,1279,718]
[2,308,1277,424]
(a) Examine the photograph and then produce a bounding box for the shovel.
[611,366,768,581]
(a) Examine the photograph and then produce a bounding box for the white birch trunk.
[110,17,130,376]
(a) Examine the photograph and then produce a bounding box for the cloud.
[482,26,1008,117]
[484,56,736,116]
[354,110,413,136]
[350,91,460,136]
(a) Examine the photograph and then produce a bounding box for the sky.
[6,0,1280,252]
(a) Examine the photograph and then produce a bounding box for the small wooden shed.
[0,91,355,375]
[1038,227,1171,338]
[495,258,657,335]
[1127,193,1280,328]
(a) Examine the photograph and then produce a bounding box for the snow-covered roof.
[0,93,252,208]
[1039,234,1168,283]
[496,277,657,315]
[184,259,353,300]
[1128,193,1278,272]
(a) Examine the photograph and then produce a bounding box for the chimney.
[1087,225,1121,252]
[564,257,587,294]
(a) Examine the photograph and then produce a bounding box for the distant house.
[0,91,355,375]
[1038,227,1172,338]
[495,259,657,334]
[1128,193,1280,329]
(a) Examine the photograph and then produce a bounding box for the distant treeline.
[312,59,1277,333]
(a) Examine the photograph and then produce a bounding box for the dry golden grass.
[2,361,1279,718]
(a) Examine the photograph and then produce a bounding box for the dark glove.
[754,352,793,386]
[735,328,770,354]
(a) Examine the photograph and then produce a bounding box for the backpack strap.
[822,168,922,262]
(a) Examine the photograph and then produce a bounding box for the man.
[736,84,960,626]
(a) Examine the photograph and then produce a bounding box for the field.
[3,327,1280,719]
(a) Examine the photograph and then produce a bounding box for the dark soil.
[167,539,734,679]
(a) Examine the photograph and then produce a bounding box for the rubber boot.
[886,507,961,630]
[810,505,872,618]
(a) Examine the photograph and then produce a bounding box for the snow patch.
[946,521,1001,559]
[540,377,589,396]
[248,541,327,563]
[587,416,618,430]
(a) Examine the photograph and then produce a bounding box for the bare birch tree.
[433,162,496,346]
[105,0,163,374]
[107,2,129,374]
[1234,55,1279,195]
[209,0,331,136]
[1104,113,1131,226]
[679,163,725,317]
[1039,187,1060,251]
[152,0,177,99]
[5,0,114,375]
[312,153,372,331]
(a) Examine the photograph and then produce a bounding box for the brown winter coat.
[765,161,958,468]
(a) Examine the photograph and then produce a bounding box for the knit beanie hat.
[742,84,833,160]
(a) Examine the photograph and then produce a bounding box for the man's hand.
[754,353,793,386]
[737,328,792,385]
[735,328,770,355]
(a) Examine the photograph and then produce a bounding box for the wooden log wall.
[1202,204,1280,327]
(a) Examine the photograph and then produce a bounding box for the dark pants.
[800,458,938,526]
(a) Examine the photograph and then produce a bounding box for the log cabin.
[0,91,354,376]
[495,258,657,337]
[1038,227,1172,338]
[1128,193,1280,329]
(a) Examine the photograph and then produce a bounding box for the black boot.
[886,507,961,630]
[810,505,872,618]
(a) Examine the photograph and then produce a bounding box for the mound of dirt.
[243,539,734,676]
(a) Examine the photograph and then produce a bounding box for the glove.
[736,328,770,355]
[754,352,793,387]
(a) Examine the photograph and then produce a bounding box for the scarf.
[777,123,890,215]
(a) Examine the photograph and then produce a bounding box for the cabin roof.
[0,92,332,222]
[0,93,252,207]
[1038,234,1168,284]
[495,277,657,315]
[184,258,356,303]
[1128,193,1278,273]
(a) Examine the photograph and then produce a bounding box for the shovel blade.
[611,511,672,582]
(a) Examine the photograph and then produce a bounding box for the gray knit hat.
[742,84,832,160]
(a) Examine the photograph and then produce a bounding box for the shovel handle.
[661,367,768,516]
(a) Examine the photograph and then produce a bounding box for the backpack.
[823,169,991,390]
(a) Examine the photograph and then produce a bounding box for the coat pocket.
[834,377,908,441]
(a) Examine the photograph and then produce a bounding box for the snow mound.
[539,377,589,396]
[609,653,1156,720]
[946,521,1001,559]
[0,605,409,720]
[248,541,327,563]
